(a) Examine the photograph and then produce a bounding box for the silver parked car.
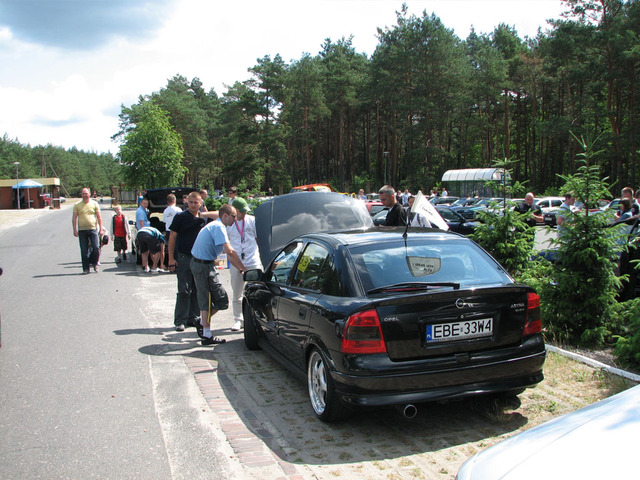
[457,383,640,480]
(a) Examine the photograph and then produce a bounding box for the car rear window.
[270,196,371,250]
[349,238,510,292]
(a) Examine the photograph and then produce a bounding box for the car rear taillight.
[340,309,387,354]
[523,292,542,336]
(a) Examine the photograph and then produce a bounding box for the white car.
[535,196,564,214]
[456,383,640,480]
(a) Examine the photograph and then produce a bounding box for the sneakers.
[93,265,100,273]
[201,336,226,346]
[115,256,121,263]
[144,266,150,273]
[151,268,166,273]
[231,320,243,331]
[175,324,185,332]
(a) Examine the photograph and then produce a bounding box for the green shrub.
[523,135,624,347]
[471,206,534,277]
[613,299,640,369]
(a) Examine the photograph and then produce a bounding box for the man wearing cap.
[227,197,263,331]
[190,204,246,345]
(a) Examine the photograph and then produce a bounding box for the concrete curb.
[546,345,640,383]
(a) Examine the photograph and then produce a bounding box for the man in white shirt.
[162,193,182,269]
[227,197,263,331]
[227,186,238,205]
[163,194,182,234]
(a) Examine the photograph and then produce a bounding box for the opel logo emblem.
[456,298,467,309]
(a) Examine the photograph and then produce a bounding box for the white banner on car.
[411,190,449,231]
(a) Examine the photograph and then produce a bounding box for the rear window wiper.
[367,282,460,294]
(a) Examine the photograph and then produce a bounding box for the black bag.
[208,270,229,310]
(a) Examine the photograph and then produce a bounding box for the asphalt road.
[0,206,240,479]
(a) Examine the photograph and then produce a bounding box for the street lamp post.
[13,161,20,210]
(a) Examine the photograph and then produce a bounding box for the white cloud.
[0,0,566,155]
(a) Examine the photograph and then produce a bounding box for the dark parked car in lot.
[453,197,509,220]
[449,197,480,208]
[435,206,480,235]
[242,192,546,422]
[429,196,460,206]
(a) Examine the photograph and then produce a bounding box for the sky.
[0,0,567,156]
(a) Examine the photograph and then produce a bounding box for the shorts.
[137,231,163,254]
[114,235,128,252]
[191,259,229,312]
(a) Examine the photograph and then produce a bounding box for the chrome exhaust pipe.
[395,404,418,419]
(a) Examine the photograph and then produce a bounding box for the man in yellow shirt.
[72,187,103,274]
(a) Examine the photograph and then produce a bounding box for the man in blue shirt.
[190,204,246,345]
[136,197,151,230]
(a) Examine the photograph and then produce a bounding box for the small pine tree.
[469,158,532,277]
[529,135,624,346]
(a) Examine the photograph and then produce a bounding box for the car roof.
[254,192,374,267]
[144,187,199,213]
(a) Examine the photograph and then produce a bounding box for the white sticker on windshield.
[406,256,441,277]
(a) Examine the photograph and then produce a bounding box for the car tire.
[134,240,142,265]
[243,302,260,350]
[307,348,350,422]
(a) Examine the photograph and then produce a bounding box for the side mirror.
[243,269,263,282]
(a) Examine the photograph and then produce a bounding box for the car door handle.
[298,308,306,319]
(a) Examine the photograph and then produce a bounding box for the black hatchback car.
[242,193,545,422]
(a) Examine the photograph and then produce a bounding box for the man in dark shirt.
[168,191,206,333]
[379,185,407,226]
[515,192,543,227]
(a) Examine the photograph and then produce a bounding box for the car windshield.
[349,237,510,292]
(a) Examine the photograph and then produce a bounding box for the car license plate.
[426,318,493,343]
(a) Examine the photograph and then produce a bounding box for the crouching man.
[137,226,166,273]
